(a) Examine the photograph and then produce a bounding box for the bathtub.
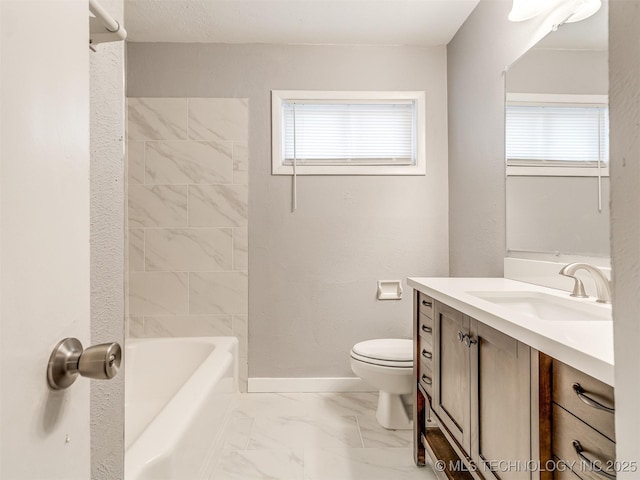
[124,337,238,480]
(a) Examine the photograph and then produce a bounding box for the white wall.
[1,1,90,477]
[610,0,640,472]
[126,43,450,379]
[89,0,125,477]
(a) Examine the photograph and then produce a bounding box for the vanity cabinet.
[410,281,616,480]
[408,278,616,480]
[415,294,533,480]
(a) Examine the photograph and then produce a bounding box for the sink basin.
[467,291,612,322]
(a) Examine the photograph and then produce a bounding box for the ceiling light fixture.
[508,0,602,23]
[564,0,602,23]
[508,0,551,21]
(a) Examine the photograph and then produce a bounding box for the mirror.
[505,4,609,259]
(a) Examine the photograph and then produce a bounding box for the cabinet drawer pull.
[421,300,432,308]
[572,440,616,479]
[421,349,432,360]
[421,374,432,386]
[421,325,432,334]
[573,383,615,413]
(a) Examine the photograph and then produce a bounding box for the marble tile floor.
[208,392,437,480]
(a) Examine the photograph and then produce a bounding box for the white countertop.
[407,277,614,386]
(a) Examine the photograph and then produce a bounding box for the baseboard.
[247,377,375,393]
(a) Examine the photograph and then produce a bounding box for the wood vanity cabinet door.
[470,321,531,480]
[433,302,471,454]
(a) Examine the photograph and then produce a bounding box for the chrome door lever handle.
[47,338,122,390]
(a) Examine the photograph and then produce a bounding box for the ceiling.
[124,0,480,46]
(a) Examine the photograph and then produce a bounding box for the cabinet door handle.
[421,349,432,360]
[572,440,616,479]
[421,300,432,308]
[421,325,432,334]
[572,383,615,413]
[421,374,432,386]
[463,335,477,348]
[457,331,465,342]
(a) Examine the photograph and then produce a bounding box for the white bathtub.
[124,337,238,480]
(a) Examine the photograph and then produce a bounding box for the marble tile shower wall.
[126,97,249,390]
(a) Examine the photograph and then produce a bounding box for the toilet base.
[376,391,412,430]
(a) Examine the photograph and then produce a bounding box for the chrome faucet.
[559,263,612,304]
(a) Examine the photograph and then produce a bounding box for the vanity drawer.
[418,293,434,319]
[418,362,433,397]
[552,404,616,480]
[418,313,434,340]
[418,336,434,367]
[553,360,615,441]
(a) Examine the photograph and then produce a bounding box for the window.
[505,93,609,177]
[272,91,426,175]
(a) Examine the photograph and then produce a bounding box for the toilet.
[350,338,413,430]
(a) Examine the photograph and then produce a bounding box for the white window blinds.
[506,105,609,166]
[282,102,416,165]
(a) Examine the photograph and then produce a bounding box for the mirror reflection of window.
[504,2,609,259]
[506,101,609,167]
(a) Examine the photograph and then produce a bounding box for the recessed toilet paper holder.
[377,280,403,300]
[47,337,122,390]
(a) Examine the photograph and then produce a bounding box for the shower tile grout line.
[128,226,246,230]
[186,98,190,140]
[231,227,235,271]
[142,138,146,185]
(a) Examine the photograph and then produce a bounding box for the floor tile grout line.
[208,406,244,479]
[243,415,256,451]
[354,415,366,449]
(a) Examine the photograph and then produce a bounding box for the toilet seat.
[349,338,414,429]
[350,339,413,368]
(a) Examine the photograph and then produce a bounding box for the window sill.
[506,166,610,177]
[272,164,426,176]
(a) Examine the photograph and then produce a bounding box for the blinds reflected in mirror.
[506,104,609,166]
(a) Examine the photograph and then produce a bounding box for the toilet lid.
[351,339,413,363]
